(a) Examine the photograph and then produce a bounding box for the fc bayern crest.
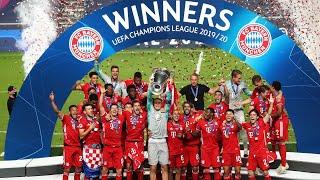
[69,27,104,62]
[237,23,272,57]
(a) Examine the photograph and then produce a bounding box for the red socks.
[181,173,187,180]
[101,175,108,180]
[74,173,80,180]
[204,173,211,180]
[279,143,287,166]
[126,171,133,180]
[249,175,256,180]
[214,171,221,180]
[63,172,68,180]
[192,172,199,180]
[116,175,122,180]
[265,174,271,180]
[224,175,231,180]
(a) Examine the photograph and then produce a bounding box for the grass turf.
[0,48,297,158]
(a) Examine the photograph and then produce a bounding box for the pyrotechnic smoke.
[195,51,204,75]
[277,0,320,72]
[15,0,57,77]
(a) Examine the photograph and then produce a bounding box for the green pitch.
[0,48,296,158]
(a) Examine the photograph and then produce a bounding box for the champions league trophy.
[150,68,172,96]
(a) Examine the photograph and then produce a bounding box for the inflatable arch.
[5,0,320,160]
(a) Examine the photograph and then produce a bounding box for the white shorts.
[148,139,169,166]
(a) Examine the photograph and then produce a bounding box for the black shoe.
[244,153,248,158]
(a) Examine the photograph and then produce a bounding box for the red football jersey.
[167,121,185,155]
[251,87,259,100]
[62,115,81,147]
[81,82,102,100]
[102,95,122,113]
[101,114,125,147]
[78,115,101,146]
[208,101,229,122]
[181,113,201,146]
[196,118,221,149]
[242,119,268,154]
[272,94,288,121]
[220,121,240,153]
[250,96,270,117]
[123,110,147,142]
[122,95,142,107]
[125,79,148,95]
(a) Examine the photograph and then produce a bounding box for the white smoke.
[15,0,57,77]
[277,0,320,72]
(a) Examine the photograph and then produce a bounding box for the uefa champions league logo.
[237,23,272,57]
[69,27,104,62]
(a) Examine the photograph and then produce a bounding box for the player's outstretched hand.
[100,86,106,94]
[49,92,55,101]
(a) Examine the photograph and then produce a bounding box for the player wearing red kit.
[123,100,147,180]
[49,92,82,180]
[168,110,185,180]
[196,108,222,180]
[74,71,102,100]
[180,102,200,180]
[208,90,229,123]
[220,109,242,180]
[99,86,125,180]
[125,72,148,96]
[249,85,272,144]
[122,85,143,107]
[78,103,102,180]
[242,95,274,180]
[101,83,122,113]
[270,81,289,174]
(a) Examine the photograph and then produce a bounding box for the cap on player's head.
[89,71,98,78]
[271,81,282,91]
[252,75,262,86]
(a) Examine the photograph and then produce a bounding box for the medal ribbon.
[131,115,139,127]
[253,124,260,138]
[190,86,198,100]
[258,95,267,114]
[231,82,239,95]
[208,120,216,133]
[225,122,232,136]
[112,118,119,132]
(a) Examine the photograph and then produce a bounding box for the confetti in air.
[195,51,204,75]
[15,0,57,77]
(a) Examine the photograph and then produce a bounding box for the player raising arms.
[270,81,289,174]
[74,71,102,100]
[123,100,147,180]
[180,102,201,180]
[167,109,185,180]
[78,103,102,180]
[196,108,222,180]
[99,87,125,180]
[49,92,82,180]
[101,83,122,113]
[220,109,242,180]
[242,95,275,180]
[208,90,229,123]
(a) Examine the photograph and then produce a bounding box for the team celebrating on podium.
[49,62,289,180]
